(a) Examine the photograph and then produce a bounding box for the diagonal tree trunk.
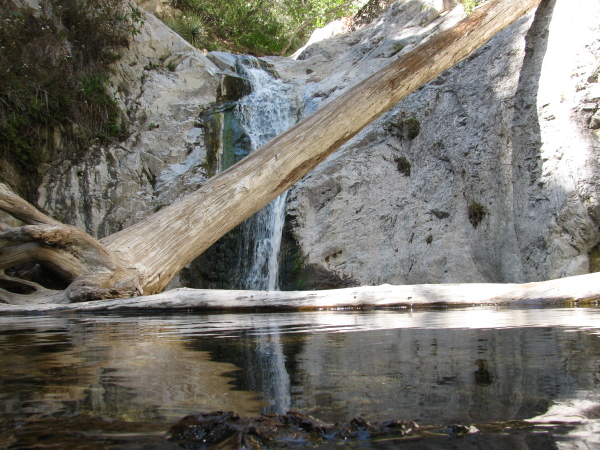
[0,0,544,304]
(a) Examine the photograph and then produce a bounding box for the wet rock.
[217,73,252,101]
[292,263,359,290]
[168,411,420,448]
[169,411,246,447]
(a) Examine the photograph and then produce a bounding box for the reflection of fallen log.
[1,272,598,313]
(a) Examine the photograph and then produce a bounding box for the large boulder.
[38,11,223,238]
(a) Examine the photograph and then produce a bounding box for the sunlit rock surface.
[38,11,221,238]
[284,0,600,285]
[37,0,600,286]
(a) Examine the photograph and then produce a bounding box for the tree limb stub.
[0,185,142,304]
[0,0,546,304]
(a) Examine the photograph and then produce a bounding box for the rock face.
[37,0,600,288]
[38,11,222,238]
[284,0,600,285]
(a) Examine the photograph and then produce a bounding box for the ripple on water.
[0,307,599,447]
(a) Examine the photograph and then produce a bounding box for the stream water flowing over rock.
[229,57,300,291]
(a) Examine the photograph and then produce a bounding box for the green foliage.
[0,0,143,175]
[162,13,210,49]
[165,0,367,56]
[404,117,420,140]
[468,201,487,228]
[462,0,487,15]
[394,156,411,176]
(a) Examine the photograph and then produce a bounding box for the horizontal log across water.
[0,271,598,313]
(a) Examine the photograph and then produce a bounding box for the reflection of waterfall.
[254,324,292,413]
[233,57,300,291]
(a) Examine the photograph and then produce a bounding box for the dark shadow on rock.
[279,216,359,290]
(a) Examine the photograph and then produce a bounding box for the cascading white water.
[243,193,288,291]
[233,57,300,291]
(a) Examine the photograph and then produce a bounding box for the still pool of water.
[1,306,600,448]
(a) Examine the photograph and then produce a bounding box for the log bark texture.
[0,271,598,313]
[0,0,544,304]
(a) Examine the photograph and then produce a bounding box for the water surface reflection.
[0,316,264,421]
[0,307,600,447]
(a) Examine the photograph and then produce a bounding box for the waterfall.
[232,57,300,291]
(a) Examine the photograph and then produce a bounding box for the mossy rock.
[468,201,487,228]
[394,156,411,176]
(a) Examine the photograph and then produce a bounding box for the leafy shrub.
[468,201,487,228]
[462,0,487,14]
[0,0,143,190]
[164,0,367,56]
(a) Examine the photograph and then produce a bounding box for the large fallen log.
[0,271,598,313]
[0,0,545,305]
